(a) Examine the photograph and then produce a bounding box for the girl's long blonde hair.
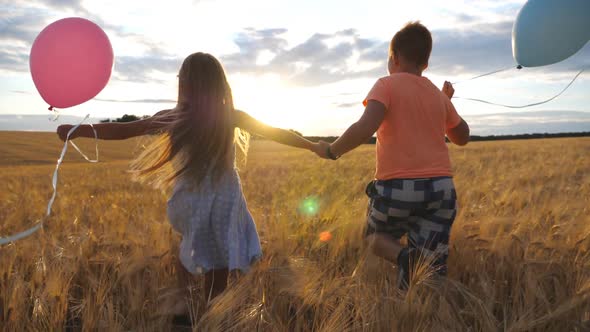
[131,52,249,188]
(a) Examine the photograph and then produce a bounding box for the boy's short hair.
[390,22,432,67]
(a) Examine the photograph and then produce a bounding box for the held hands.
[442,81,455,99]
[312,140,333,159]
[57,125,74,142]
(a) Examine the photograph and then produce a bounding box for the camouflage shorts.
[365,177,457,284]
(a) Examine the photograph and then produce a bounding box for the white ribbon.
[0,114,98,245]
[453,68,585,109]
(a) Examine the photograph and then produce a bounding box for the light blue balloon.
[512,0,590,67]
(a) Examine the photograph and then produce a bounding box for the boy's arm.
[326,100,385,158]
[441,81,470,146]
[57,109,172,141]
[235,110,318,152]
[447,119,470,146]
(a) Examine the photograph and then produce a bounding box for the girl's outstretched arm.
[235,110,318,152]
[57,109,173,141]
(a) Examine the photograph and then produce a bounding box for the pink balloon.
[30,17,114,110]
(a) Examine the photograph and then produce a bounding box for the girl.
[57,52,320,302]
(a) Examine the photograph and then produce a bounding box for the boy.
[316,22,470,288]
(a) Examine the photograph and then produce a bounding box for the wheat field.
[0,132,589,331]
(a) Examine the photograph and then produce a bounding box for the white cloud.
[0,0,589,135]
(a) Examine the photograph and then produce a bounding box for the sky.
[0,0,589,135]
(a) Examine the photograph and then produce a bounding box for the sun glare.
[231,73,311,131]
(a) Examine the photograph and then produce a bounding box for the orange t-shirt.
[363,73,461,180]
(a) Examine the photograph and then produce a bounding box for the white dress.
[167,166,262,274]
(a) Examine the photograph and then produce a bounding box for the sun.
[230,73,310,132]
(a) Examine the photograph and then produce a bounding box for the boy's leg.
[365,180,412,271]
[366,233,403,263]
[404,177,457,284]
[405,219,452,278]
[366,178,456,289]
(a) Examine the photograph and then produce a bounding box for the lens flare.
[319,231,332,242]
[299,196,320,216]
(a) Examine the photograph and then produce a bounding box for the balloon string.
[451,65,520,85]
[453,68,585,109]
[0,114,98,245]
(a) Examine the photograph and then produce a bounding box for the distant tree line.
[100,114,150,123]
[466,132,590,141]
[304,132,590,143]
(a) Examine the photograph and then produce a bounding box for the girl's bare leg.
[169,258,194,327]
[158,258,192,316]
[176,258,193,289]
[204,268,229,302]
